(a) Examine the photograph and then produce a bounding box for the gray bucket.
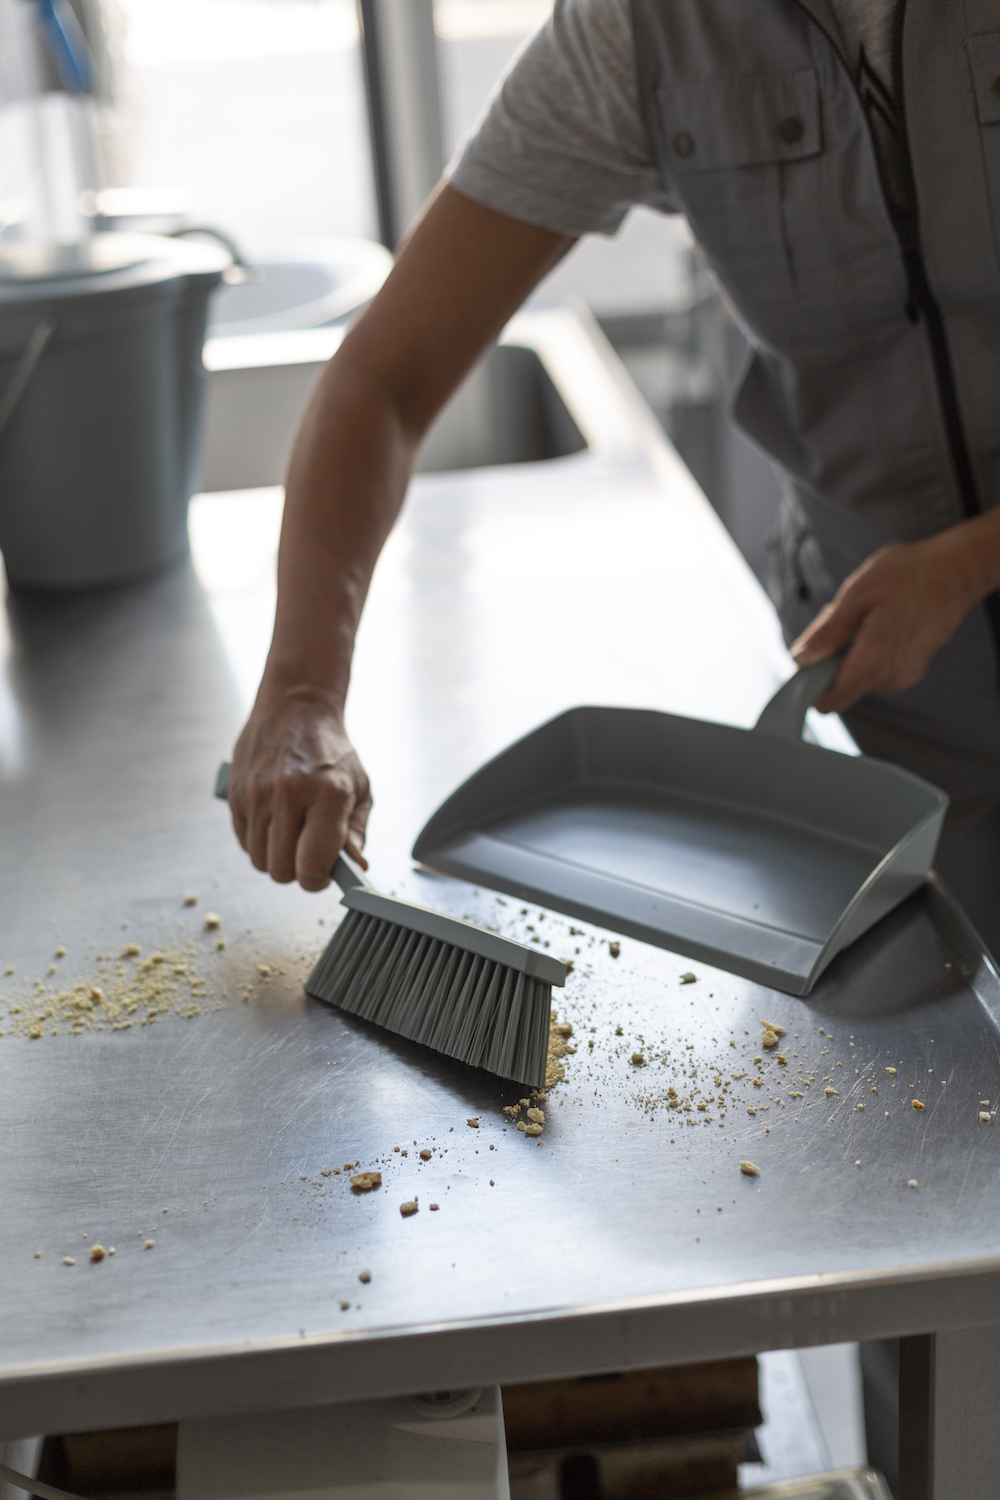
[0,234,228,589]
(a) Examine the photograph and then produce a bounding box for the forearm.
[258,353,417,717]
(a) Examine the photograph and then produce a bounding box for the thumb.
[791,590,866,666]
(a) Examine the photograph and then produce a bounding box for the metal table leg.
[177,1387,510,1500]
[899,1328,1000,1499]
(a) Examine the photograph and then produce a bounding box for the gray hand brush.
[215,764,565,1088]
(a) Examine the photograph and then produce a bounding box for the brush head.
[306,894,564,1088]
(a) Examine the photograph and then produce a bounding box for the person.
[227,0,1000,960]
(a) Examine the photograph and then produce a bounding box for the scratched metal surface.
[1,323,999,1439]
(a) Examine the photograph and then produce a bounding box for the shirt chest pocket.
[654,69,827,305]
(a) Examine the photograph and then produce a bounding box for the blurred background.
[0,0,783,586]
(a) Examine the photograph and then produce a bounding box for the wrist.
[925,514,1000,607]
[254,665,347,722]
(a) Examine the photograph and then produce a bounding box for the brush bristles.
[306,910,551,1088]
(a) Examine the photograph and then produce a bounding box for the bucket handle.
[753,656,843,744]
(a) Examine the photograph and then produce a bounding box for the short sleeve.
[447,0,677,238]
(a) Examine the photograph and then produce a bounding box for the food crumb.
[430,1203,439,1211]
[350,1172,382,1193]
[33,1251,40,1259]
[631,1052,646,1066]
[908,1179,918,1189]
[608,942,621,958]
[524,1123,543,1137]
[184,894,199,906]
[400,1200,418,1217]
[109,1248,115,1256]
[339,1299,350,1311]
[63,1257,76,1266]
[216,939,226,951]
[258,964,271,977]
[980,1112,992,1124]
[886,1067,897,1075]
[762,1021,786,1036]
[761,1029,779,1050]
[739,1161,760,1177]
[90,1244,105,1263]
[55,947,66,959]
[321,1169,332,1177]
[204,913,221,930]
[527,1108,544,1124]
[358,1270,371,1283]
[825,1086,838,1096]
[615,1024,623,1036]
[419,1149,432,1160]
[912,1099,925,1110]
[747,1106,757,1116]
[679,971,696,984]
[145,1239,155,1249]
[121,943,141,958]
[467,1117,479,1128]
[856,1103,865,1111]
[28,1026,42,1039]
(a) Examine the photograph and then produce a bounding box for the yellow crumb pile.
[546,1014,575,1088]
[0,943,216,1039]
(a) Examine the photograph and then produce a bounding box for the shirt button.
[776,116,804,144]
[672,131,695,158]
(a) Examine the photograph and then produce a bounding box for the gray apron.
[631,0,1000,955]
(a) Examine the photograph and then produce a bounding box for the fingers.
[294,781,353,892]
[790,589,867,668]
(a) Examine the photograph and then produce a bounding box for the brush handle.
[214,762,375,892]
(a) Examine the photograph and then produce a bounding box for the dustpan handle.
[214,761,375,892]
[753,657,843,743]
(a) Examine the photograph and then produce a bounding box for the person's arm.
[228,185,575,890]
[791,506,1000,712]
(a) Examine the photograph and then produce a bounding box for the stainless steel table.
[1,313,998,1499]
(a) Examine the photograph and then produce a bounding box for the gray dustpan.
[412,661,948,996]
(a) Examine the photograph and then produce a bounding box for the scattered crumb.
[28,1026,42,1039]
[856,1103,865,1111]
[400,1200,418,1217]
[615,1024,623,1036]
[121,943,141,958]
[358,1270,371,1283]
[761,1021,786,1037]
[912,1099,925,1111]
[825,1086,838,1096]
[526,1108,544,1124]
[204,913,221,930]
[55,947,66,959]
[679,972,696,984]
[886,1067,897,1076]
[258,964,271,977]
[109,1248,115,1256]
[145,1239,155,1249]
[739,1161,760,1177]
[747,1106,757,1116]
[184,893,199,906]
[761,1030,779,1050]
[419,1149,432,1160]
[524,1123,543,1137]
[216,939,226,951]
[980,1112,992,1124]
[609,942,621,958]
[467,1117,479,1128]
[631,1052,646,1066]
[33,1251,40,1259]
[321,1169,332,1177]
[908,1179,918,1189]
[430,1203,439,1211]
[63,1257,76,1266]
[554,1022,573,1037]
[89,1244,105,1263]
[351,1172,382,1192]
